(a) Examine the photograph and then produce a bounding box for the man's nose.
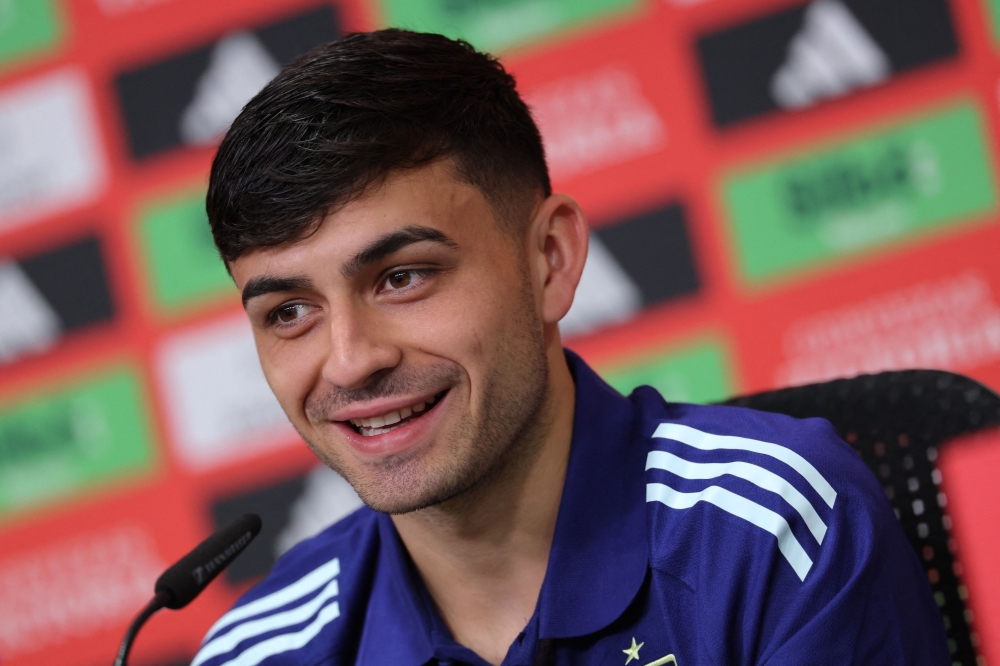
[321,308,401,389]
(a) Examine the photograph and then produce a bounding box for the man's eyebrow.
[342,225,458,279]
[241,275,313,308]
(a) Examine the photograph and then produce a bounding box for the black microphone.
[113,513,262,666]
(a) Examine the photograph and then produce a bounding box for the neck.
[391,343,575,665]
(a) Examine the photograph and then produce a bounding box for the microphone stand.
[113,591,171,666]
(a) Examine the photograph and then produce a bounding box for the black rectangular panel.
[18,235,115,332]
[595,203,700,307]
[696,0,958,127]
[115,5,339,159]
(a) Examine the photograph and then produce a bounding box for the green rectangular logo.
[379,0,641,51]
[988,0,1000,45]
[597,338,734,404]
[0,0,61,69]
[722,103,998,284]
[139,189,235,311]
[0,368,157,517]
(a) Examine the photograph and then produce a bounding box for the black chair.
[722,370,1000,665]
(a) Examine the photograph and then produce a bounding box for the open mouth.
[347,390,448,437]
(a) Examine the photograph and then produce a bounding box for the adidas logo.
[561,203,700,338]
[179,32,280,146]
[0,262,61,362]
[770,0,890,110]
[115,6,338,158]
[275,465,364,557]
[561,235,643,337]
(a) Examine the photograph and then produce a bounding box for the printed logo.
[179,33,281,145]
[0,263,59,362]
[114,6,339,159]
[157,316,297,470]
[211,465,362,582]
[722,103,997,283]
[0,368,157,517]
[0,0,61,69]
[777,272,1000,385]
[0,525,167,657]
[770,0,890,110]
[562,203,699,337]
[0,236,115,365]
[597,337,734,404]
[697,0,958,126]
[379,0,642,51]
[526,64,666,183]
[191,530,255,585]
[0,69,107,230]
[138,189,233,311]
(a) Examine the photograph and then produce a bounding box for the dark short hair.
[207,28,551,263]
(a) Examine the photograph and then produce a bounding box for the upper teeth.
[349,394,437,429]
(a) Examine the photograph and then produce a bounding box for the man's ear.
[527,193,589,326]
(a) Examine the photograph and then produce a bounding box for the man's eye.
[272,303,311,324]
[383,270,420,291]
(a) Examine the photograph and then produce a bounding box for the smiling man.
[192,30,949,666]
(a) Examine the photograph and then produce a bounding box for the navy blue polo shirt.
[193,352,949,665]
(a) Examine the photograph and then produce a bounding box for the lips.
[346,391,445,437]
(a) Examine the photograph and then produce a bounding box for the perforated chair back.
[722,370,1000,665]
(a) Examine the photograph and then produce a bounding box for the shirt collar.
[355,515,435,666]
[535,350,649,638]
[356,351,649,663]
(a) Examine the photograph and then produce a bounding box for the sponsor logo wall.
[1,0,999,663]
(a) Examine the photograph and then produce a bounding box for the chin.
[352,463,475,515]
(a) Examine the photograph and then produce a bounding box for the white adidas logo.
[0,262,61,362]
[560,235,643,337]
[275,465,364,557]
[179,32,281,145]
[770,0,890,110]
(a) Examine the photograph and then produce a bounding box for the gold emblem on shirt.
[623,637,644,664]
[622,637,677,666]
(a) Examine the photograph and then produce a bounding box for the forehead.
[229,162,499,286]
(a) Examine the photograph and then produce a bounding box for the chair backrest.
[722,369,1000,666]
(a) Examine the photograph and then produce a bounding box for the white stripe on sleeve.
[219,600,342,666]
[193,578,339,666]
[204,558,340,642]
[653,423,837,508]
[646,449,828,544]
[646,482,814,581]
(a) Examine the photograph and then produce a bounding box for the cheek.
[389,275,531,392]
[257,334,327,422]
[401,283,512,355]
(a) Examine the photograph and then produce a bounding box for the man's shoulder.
[630,389,892,587]
[631,389,949,662]
[191,506,382,666]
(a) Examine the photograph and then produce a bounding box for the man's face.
[231,162,550,514]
